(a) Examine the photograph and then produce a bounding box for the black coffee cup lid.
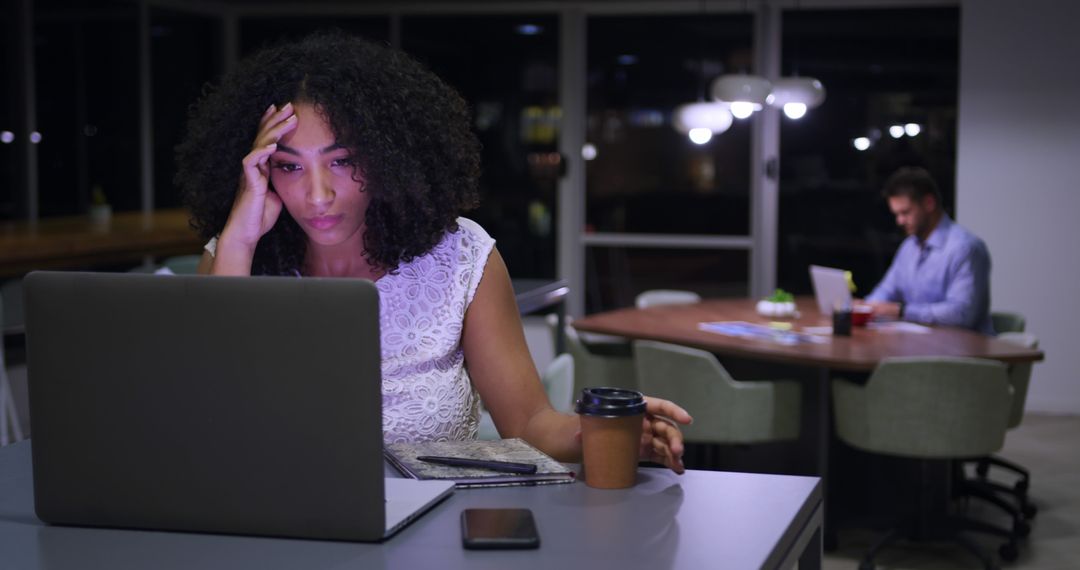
[575,387,646,417]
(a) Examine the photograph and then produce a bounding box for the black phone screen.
[460,508,540,549]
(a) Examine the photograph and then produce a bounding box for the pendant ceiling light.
[768,0,826,120]
[673,101,733,144]
[768,76,826,119]
[709,0,770,120]
[711,74,773,119]
[671,0,733,144]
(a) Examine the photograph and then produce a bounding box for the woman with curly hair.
[176,31,691,472]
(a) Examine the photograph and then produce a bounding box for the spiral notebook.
[385,438,576,488]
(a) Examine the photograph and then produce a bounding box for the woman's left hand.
[639,397,693,474]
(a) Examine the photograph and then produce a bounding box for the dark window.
[403,14,560,279]
[587,248,748,311]
[35,2,140,216]
[152,9,222,210]
[586,14,754,236]
[1,6,20,219]
[777,7,960,296]
[239,17,389,56]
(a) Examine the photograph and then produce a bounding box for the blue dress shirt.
[866,215,994,334]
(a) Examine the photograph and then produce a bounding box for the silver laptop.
[808,265,853,315]
[24,271,453,541]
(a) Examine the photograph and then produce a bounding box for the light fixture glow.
[769,77,826,118]
[729,101,757,119]
[515,24,542,36]
[853,137,871,151]
[673,101,733,135]
[30,131,42,144]
[889,125,905,139]
[904,123,921,137]
[616,54,638,66]
[581,143,598,161]
[0,131,13,144]
[712,74,772,108]
[688,128,713,145]
[783,102,808,120]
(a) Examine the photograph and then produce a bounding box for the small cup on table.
[832,305,853,336]
[575,387,647,489]
[851,305,874,327]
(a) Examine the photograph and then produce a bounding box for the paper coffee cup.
[575,388,646,489]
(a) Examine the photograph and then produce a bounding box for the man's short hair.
[882,167,942,205]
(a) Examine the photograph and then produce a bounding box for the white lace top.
[205,217,495,443]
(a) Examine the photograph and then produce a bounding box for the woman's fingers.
[254,103,297,148]
[644,397,693,426]
[241,143,278,195]
[649,415,685,459]
[258,113,298,148]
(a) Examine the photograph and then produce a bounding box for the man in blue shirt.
[864,167,995,334]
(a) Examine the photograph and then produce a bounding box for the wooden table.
[0,209,203,278]
[573,296,1044,545]
[572,296,1043,372]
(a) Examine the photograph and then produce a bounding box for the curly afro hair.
[176,31,481,275]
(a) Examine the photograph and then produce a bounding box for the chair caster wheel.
[1015,521,1031,538]
[858,560,876,570]
[999,542,1019,562]
[1022,503,1038,519]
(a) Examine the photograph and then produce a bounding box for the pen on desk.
[416,456,538,474]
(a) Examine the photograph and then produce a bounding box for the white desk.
[0,441,822,569]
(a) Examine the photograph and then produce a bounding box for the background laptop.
[24,271,453,541]
[808,265,853,316]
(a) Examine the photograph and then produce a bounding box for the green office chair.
[991,311,1026,334]
[964,333,1039,521]
[833,357,1016,569]
[633,340,800,444]
[553,317,638,396]
[635,289,701,309]
[162,254,203,275]
[478,353,575,441]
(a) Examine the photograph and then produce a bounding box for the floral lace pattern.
[205,217,494,443]
[378,218,494,443]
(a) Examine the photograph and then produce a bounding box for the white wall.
[957,0,1080,414]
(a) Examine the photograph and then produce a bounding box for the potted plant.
[88,184,112,226]
[756,289,797,318]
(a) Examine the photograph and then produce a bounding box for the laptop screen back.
[808,265,853,316]
[25,272,386,541]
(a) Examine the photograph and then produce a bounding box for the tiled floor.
[823,414,1080,570]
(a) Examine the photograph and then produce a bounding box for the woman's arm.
[207,103,299,276]
[462,248,579,460]
[196,251,215,275]
[463,248,692,472]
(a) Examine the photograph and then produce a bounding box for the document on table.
[698,321,829,346]
[867,321,933,334]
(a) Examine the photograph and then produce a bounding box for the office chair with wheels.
[478,353,575,441]
[962,333,1040,525]
[833,357,1015,569]
[1,290,25,446]
[633,340,800,445]
[635,289,701,309]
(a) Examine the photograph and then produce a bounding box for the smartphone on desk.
[460,508,540,550]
